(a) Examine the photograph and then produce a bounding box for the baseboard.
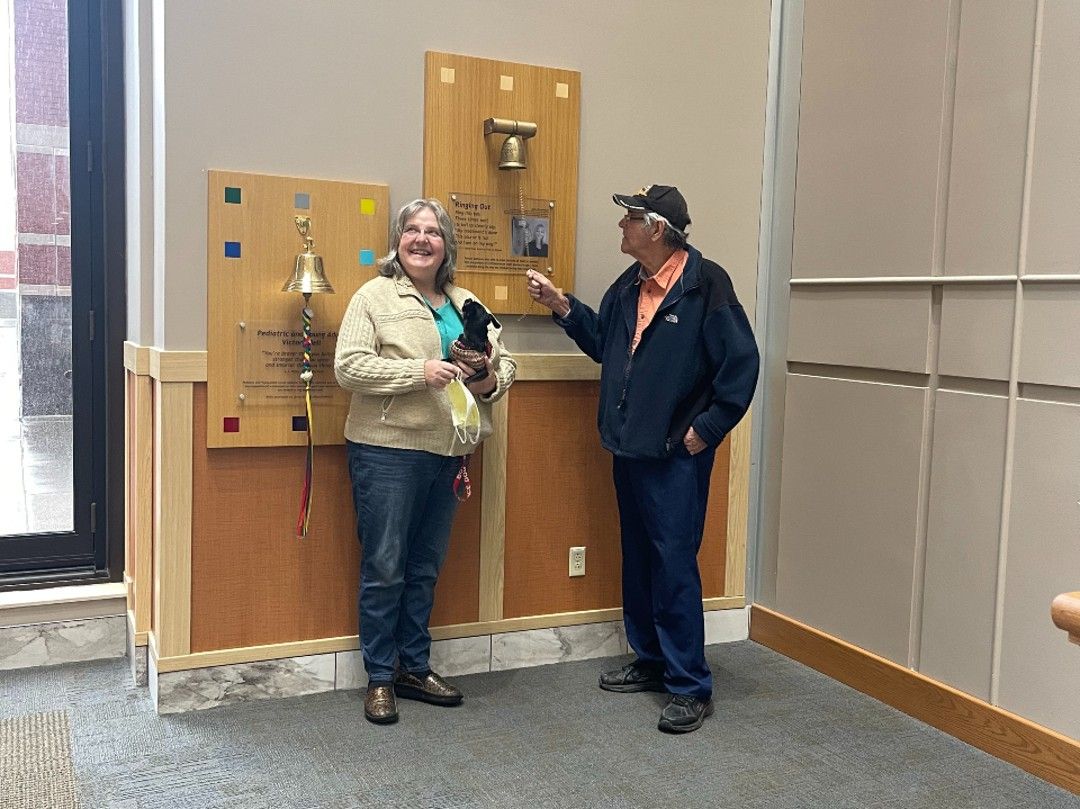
[749,605,1080,795]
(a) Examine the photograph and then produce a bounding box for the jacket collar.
[393,273,465,311]
[621,244,701,292]
[390,273,501,336]
[616,245,702,338]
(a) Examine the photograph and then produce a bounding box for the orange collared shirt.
[631,249,688,353]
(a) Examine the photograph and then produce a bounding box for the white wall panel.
[775,374,925,664]
[938,286,1014,381]
[1026,0,1080,275]
[792,1,949,278]
[997,399,1080,739]
[944,0,1035,276]
[1018,286,1080,389]
[920,391,1007,699]
[788,286,931,373]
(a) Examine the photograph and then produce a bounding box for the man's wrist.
[558,297,572,318]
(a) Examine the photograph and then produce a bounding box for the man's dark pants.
[612,445,717,700]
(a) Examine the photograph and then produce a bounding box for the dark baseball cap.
[612,185,691,232]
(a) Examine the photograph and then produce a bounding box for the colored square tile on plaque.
[294,192,310,209]
[292,415,308,432]
[224,187,242,204]
[223,417,240,433]
[224,241,241,258]
[360,198,376,215]
[359,249,375,265]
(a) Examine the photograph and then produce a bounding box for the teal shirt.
[425,297,464,359]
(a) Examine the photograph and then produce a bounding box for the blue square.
[224,241,241,258]
[292,415,308,432]
[224,187,241,204]
[294,192,310,209]
[359,249,375,265]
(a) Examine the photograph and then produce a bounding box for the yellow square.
[495,285,508,300]
[441,67,455,84]
[360,198,376,216]
[500,75,514,91]
[555,82,569,99]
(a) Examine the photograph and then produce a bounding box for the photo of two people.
[510,216,549,258]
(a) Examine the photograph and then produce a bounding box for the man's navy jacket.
[555,245,760,460]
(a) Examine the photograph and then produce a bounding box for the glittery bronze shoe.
[364,683,398,724]
[394,670,464,706]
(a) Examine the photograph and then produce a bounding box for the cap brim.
[612,193,646,210]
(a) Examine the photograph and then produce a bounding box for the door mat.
[0,710,79,808]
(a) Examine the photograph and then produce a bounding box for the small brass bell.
[484,118,536,171]
[282,215,335,295]
[498,135,527,170]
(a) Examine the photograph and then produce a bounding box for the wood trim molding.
[153,601,746,673]
[750,605,1080,794]
[514,353,600,380]
[149,348,208,382]
[478,396,508,621]
[155,634,357,674]
[130,374,153,636]
[123,341,150,375]
[725,412,751,597]
[1052,592,1080,646]
[153,381,193,657]
[126,611,148,647]
[702,596,745,611]
[137,350,594,383]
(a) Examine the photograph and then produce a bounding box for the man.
[526,185,758,733]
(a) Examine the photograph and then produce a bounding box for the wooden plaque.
[423,51,580,314]
[206,170,388,448]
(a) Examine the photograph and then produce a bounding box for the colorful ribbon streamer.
[296,302,315,538]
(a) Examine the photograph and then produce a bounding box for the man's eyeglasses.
[621,212,646,222]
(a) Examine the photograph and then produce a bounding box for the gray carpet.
[0,641,1077,808]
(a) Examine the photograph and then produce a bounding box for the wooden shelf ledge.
[1051,591,1080,646]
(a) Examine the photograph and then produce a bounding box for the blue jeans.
[613,445,716,699]
[347,441,462,683]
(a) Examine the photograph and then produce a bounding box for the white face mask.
[446,378,480,447]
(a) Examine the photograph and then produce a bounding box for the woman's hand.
[526,270,571,317]
[455,357,498,397]
[424,359,462,390]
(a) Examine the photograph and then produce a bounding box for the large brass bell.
[282,216,335,295]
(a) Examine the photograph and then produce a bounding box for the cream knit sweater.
[334,274,516,456]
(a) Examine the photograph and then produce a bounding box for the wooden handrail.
[1051,592,1080,646]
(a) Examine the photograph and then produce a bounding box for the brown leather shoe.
[394,670,463,706]
[364,683,398,724]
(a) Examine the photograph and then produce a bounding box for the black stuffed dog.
[449,299,499,384]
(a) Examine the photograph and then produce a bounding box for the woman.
[334,198,515,725]
[525,221,548,257]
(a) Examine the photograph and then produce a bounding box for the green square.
[224,187,242,204]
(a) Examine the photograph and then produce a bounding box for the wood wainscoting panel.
[502,381,729,619]
[751,605,1080,795]
[125,371,154,638]
[189,384,480,653]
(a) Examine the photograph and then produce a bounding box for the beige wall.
[760,0,1080,740]
[129,0,770,351]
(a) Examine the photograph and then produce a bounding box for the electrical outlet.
[569,546,586,577]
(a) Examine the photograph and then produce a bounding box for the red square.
[18,243,55,284]
[223,417,240,433]
[16,152,55,234]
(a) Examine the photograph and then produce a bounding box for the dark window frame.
[0,0,125,590]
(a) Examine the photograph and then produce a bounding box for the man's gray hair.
[643,211,688,250]
[379,198,458,290]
